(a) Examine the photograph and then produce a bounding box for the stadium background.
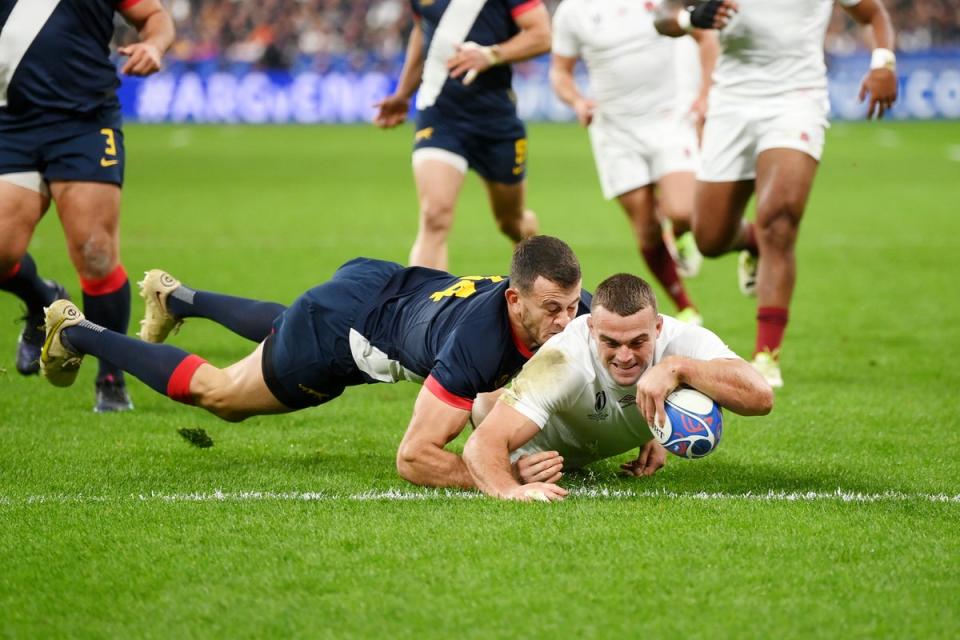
[111,0,960,123]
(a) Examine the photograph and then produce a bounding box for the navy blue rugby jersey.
[0,0,138,122]
[411,0,541,135]
[354,264,591,410]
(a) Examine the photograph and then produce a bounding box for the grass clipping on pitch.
[177,427,214,448]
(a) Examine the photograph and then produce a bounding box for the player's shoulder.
[535,316,596,375]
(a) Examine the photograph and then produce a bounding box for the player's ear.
[656,314,664,335]
[504,287,520,305]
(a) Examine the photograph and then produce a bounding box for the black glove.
[688,0,725,29]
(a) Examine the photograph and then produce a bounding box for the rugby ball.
[648,388,723,459]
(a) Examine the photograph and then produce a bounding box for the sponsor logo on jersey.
[618,394,636,408]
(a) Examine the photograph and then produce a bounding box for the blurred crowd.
[114,0,960,70]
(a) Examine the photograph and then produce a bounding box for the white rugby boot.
[738,250,758,297]
[751,349,783,389]
[40,299,86,387]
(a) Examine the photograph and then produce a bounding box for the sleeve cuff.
[425,375,474,411]
[511,0,542,19]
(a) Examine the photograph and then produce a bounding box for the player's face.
[589,305,662,387]
[508,277,582,350]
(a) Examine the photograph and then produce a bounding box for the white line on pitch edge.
[1,488,958,505]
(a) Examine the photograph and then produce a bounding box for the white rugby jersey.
[506,314,738,469]
[712,0,862,97]
[552,0,678,118]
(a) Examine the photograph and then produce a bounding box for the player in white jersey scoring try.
[464,273,773,502]
[655,0,897,388]
[549,0,722,325]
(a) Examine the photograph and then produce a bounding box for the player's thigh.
[656,171,696,225]
[693,179,755,256]
[49,180,123,276]
[413,158,467,220]
[219,343,291,418]
[0,179,50,266]
[754,149,819,229]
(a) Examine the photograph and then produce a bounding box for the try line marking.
[1,488,958,505]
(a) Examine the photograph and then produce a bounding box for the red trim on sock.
[424,375,474,411]
[755,306,788,356]
[80,264,128,296]
[0,261,21,281]
[511,0,542,19]
[642,243,692,311]
[166,355,207,404]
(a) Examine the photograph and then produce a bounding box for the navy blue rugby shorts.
[261,258,403,409]
[0,108,125,187]
[412,108,527,184]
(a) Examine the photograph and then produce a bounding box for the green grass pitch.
[1,121,958,638]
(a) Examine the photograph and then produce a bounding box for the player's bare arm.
[844,0,898,120]
[396,386,476,488]
[620,439,668,478]
[635,356,773,433]
[374,22,425,128]
[463,400,568,501]
[448,4,551,85]
[549,54,596,127]
[119,0,175,76]
[654,0,739,37]
[689,29,720,131]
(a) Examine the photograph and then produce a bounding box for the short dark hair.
[509,236,581,293]
[591,273,658,316]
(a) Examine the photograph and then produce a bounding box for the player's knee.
[757,204,801,250]
[72,236,118,279]
[419,200,455,235]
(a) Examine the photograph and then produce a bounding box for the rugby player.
[40,236,590,488]
[655,0,897,387]
[373,0,551,270]
[549,0,719,324]
[0,0,174,411]
[463,273,773,502]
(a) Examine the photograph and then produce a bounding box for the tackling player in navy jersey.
[0,0,174,411]
[373,0,551,271]
[40,236,590,489]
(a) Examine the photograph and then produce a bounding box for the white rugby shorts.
[588,112,700,200]
[698,90,830,182]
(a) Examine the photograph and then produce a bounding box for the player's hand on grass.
[119,42,163,76]
[504,482,568,502]
[620,440,667,478]
[635,361,680,434]
[573,97,597,127]
[859,68,897,119]
[514,450,564,484]
[373,94,410,128]
[448,42,497,86]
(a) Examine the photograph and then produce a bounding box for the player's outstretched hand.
[514,450,564,484]
[118,42,163,76]
[691,0,739,30]
[859,68,898,119]
[373,94,410,128]
[573,97,597,127]
[635,360,681,435]
[504,482,568,502]
[620,440,667,477]
[448,42,496,86]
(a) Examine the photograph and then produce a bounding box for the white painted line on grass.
[1,488,958,505]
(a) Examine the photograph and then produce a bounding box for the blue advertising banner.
[118,50,960,124]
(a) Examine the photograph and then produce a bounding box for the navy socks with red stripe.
[62,321,202,403]
[81,266,130,383]
[0,253,57,312]
[165,286,285,343]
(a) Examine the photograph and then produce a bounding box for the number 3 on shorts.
[100,128,118,167]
